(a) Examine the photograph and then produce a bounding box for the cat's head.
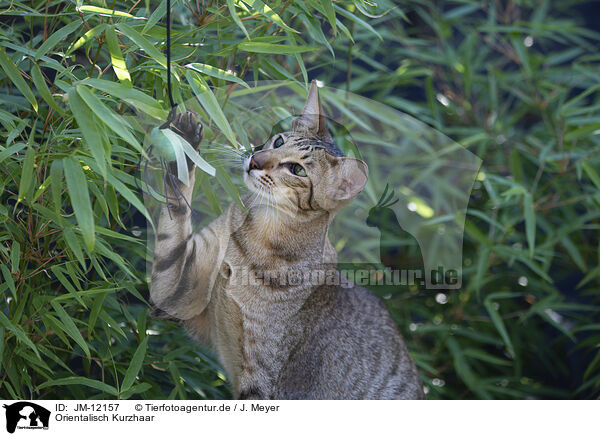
[243,81,368,214]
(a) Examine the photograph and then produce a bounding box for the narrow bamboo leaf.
[82,157,152,225]
[186,70,237,147]
[67,23,107,54]
[31,63,63,113]
[0,47,38,112]
[484,299,515,358]
[77,78,167,119]
[161,128,216,176]
[582,161,600,190]
[237,41,319,54]
[37,376,118,396]
[116,23,167,68]
[186,63,249,88]
[49,159,63,218]
[523,193,535,258]
[104,26,132,87]
[10,241,20,274]
[464,348,512,366]
[320,0,337,34]
[241,0,298,33]
[0,326,4,367]
[121,336,148,392]
[143,0,167,33]
[17,145,35,202]
[87,293,106,337]
[0,312,40,358]
[67,88,107,179]
[227,0,250,39]
[216,167,244,210]
[63,157,95,251]
[63,226,86,268]
[34,20,81,60]
[0,142,27,164]
[166,129,189,186]
[0,265,17,299]
[334,4,382,40]
[78,5,134,18]
[120,382,152,400]
[76,85,141,151]
[50,301,91,358]
[51,265,87,308]
[511,36,532,76]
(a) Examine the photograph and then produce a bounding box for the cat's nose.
[249,156,260,171]
[249,152,275,171]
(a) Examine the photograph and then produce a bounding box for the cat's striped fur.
[150,82,424,399]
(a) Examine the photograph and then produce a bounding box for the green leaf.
[85,157,154,226]
[67,23,107,54]
[37,376,118,396]
[582,161,600,190]
[77,78,167,119]
[241,0,298,33]
[116,23,167,68]
[237,41,319,54]
[0,265,17,299]
[34,20,81,60]
[120,382,152,400]
[121,336,148,392]
[104,26,132,87]
[160,128,216,176]
[484,298,515,358]
[334,4,382,40]
[0,142,27,165]
[0,311,40,358]
[78,5,134,18]
[9,241,20,274]
[51,265,87,308]
[76,85,141,151]
[186,63,249,88]
[49,159,63,218]
[67,88,108,179]
[50,300,91,359]
[319,0,337,34]
[143,0,167,33]
[0,47,38,112]
[523,193,535,258]
[17,145,35,202]
[63,156,95,251]
[227,0,250,39]
[186,70,237,148]
[63,226,86,268]
[31,63,63,113]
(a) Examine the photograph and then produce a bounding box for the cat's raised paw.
[170,111,204,149]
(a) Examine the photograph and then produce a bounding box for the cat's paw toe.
[172,111,204,149]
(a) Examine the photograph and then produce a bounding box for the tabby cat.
[150,82,424,399]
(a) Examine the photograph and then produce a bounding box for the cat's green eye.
[273,136,284,148]
[292,164,307,177]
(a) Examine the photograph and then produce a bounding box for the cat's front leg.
[150,112,228,322]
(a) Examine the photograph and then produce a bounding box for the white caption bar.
[0,400,595,436]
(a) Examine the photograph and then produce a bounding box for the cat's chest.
[231,299,304,398]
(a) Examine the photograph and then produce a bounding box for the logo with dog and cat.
[2,402,50,433]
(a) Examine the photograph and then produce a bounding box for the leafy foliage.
[0,0,599,399]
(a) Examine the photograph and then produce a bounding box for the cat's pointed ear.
[292,81,332,139]
[318,157,368,210]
